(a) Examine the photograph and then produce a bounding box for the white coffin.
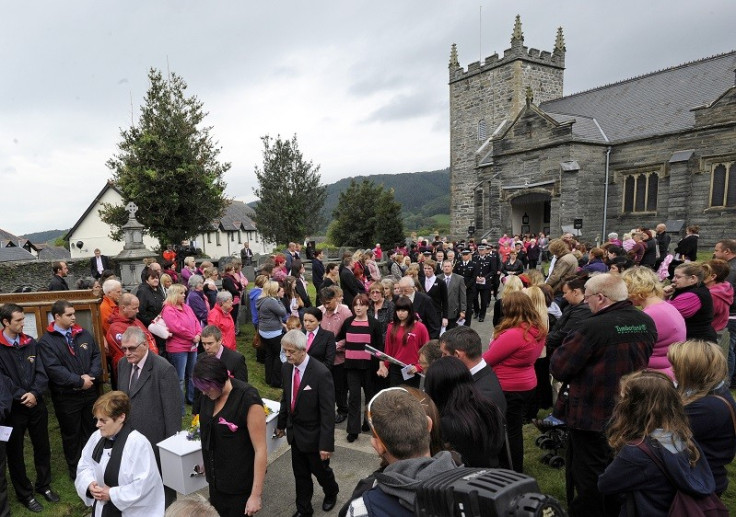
[157,431,208,495]
[157,398,286,495]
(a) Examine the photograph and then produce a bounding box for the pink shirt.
[162,303,200,353]
[483,325,544,392]
[643,301,685,378]
[320,304,353,365]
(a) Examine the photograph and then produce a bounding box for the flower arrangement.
[264,404,272,417]
[186,414,200,441]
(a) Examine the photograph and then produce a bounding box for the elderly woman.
[256,281,287,388]
[663,262,717,342]
[181,256,196,286]
[207,291,237,351]
[186,275,210,328]
[162,284,201,410]
[193,356,266,516]
[668,340,736,496]
[545,239,578,294]
[389,253,404,281]
[621,267,685,378]
[76,391,164,516]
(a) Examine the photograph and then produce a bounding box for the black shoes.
[347,433,358,442]
[478,317,485,322]
[322,493,337,511]
[361,422,370,432]
[22,497,43,513]
[335,412,347,424]
[39,489,60,503]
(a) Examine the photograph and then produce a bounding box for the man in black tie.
[453,249,478,326]
[276,330,339,517]
[37,300,101,481]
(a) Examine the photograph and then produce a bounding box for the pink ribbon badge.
[217,417,238,432]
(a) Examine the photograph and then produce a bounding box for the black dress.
[200,379,263,517]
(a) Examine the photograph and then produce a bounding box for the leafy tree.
[101,68,229,245]
[253,134,326,244]
[329,179,404,247]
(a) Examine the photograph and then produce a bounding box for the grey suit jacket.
[118,352,182,452]
[442,273,467,320]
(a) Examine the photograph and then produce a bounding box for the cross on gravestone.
[125,202,138,220]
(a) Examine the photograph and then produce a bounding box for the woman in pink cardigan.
[161,283,201,413]
[483,291,547,472]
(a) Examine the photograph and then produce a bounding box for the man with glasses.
[38,300,101,483]
[550,273,656,517]
[118,326,181,508]
[397,277,440,339]
[105,293,157,389]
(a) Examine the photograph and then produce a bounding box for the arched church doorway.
[510,192,551,236]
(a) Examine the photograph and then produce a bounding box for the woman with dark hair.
[377,296,429,389]
[640,229,658,269]
[424,357,505,468]
[668,340,736,496]
[290,260,312,309]
[664,262,717,342]
[483,291,547,472]
[609,256,635,274]
[367,281,394,342]
[281,276,304,319]
[599,370,720,516]
[302,306,336,369]
[668,224,700,279]
[221,263,244,334]
[76,391,165,516]
[337,294,383,442]
[192,356,266,517]
[582,248,608,273]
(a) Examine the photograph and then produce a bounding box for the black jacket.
[48,275,69,291]
[0,332,48,401]
[37,324,102,392]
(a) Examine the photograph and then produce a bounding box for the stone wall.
[0,259,109,294]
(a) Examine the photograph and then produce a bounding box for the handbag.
[148,314,170,340]
[252,332,261,349]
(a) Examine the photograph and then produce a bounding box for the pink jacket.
[484,325,544,392]
[162,303,200,353]
[709,281,734,332]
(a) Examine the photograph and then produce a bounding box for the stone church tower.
[449,16,566,237]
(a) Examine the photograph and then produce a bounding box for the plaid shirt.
[550,301,656,432]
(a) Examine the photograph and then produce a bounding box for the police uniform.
[475,247,501,322]
[453,251,479,326]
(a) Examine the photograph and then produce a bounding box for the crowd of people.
[1,229,735,516]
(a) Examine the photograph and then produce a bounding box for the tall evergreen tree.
[374,187,405,248]
[101,68,229,245]
[253,134,326,244]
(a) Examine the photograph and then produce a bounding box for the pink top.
[643,301,685,378]
[667,292,701,318]
[383,321,430,371]
[483,325,544,392]
[709,282,734,332]
[162,303,200,353]
[207,304,236,351]
[320,304,353,366]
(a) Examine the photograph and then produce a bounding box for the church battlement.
[449,16,565,83]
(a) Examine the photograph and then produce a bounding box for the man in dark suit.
[339,257,365,308]
[89,249,111,279]
[454,249,479,326]
[441,259,467,329]
[475,245,502,321]
[421,259,448,330]
[193,325,248,413]
[118,326,181,508]
[439,326,506,415]
[276,330,339,517]
[48,261,69,291]
[397,277,441,338]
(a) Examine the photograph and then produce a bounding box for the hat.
[461,249,472,254]
[422,251,432,256]
[478,245,488,250]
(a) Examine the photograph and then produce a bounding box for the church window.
[478,120,487,142]
[710,162,736,208]
[622,172,658,214]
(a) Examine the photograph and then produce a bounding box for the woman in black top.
[193,356,266,517]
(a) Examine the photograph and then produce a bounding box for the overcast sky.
[2,1,734,235]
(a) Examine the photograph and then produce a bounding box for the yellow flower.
[263,405,272,416]
[191,414,200,427]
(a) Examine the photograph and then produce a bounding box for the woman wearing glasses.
[663,262,717,342]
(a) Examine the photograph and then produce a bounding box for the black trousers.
[262,333,284,388]
[346,368,374,435]
[291,442,339,515]
[477,289,491,319]
[464,286,476,325]
[0,442,9,517]
[332,364,348,415]
[388,364,420,389]
[6,402,51,499]
[50,389,97,475]
[209,488,250,517]
[566,429,619,517]
[501,389,534,473]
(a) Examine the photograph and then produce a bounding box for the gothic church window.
[622,172,658,213]
[478,120,487,142]
[710,162,736,208]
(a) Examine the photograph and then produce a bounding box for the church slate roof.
[0,247,36,262]
[539,51,736,143]
[207,200,257,232]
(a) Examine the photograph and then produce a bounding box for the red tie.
[307,332,314,351]
[291,367,301,411]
